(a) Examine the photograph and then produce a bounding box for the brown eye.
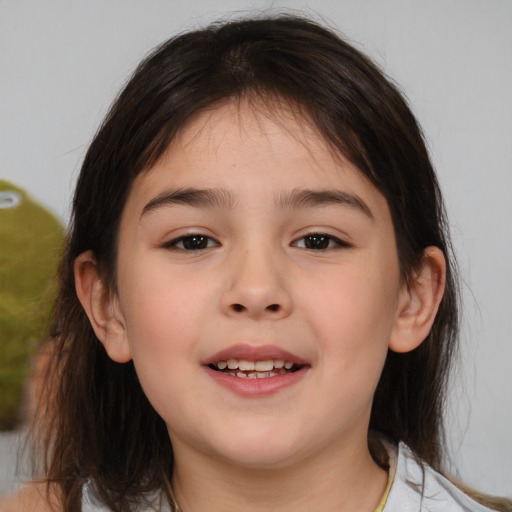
[293,233,348,250]
[166,235,219,251]
[305,235,329,249]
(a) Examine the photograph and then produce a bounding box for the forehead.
[174,98,325,155]
[125,99,391,222]
[149,101,351,180]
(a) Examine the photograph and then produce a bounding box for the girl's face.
[112,100,407,470]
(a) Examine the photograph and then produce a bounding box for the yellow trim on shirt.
[374,472,393,512]
[373,439,397,512]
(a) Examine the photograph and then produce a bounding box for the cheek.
[120,254,215,337]
[116,270,199,379]
[302,263,399,384]
[306,264,398,336]
[119,282,203,422]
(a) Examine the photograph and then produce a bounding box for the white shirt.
[384,442,496,512]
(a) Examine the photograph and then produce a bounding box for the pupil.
[183,236,208,250]
[306,235,328,249]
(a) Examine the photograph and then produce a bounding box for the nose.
[220,246,293,321]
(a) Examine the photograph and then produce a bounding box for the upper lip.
[203,344,307,366]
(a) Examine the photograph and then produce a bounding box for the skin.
[73,99,445,512]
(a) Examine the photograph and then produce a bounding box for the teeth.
[216,359,295,372]
[238,360,255,371]
[213,356,299,378]
[254,360,274,371]
[213,357,298,379]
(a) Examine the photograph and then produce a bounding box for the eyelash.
[163,233,350,251]
[162,234,219,251]
[292,233,350,250]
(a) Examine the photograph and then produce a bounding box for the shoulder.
[0,484,60,512]
[384,442,500,512]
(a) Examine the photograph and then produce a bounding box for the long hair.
[38,14,466,511]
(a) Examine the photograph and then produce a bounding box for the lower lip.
[203,366,308,397]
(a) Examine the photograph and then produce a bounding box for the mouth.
[203,345,308,396]
[208,358,303,379]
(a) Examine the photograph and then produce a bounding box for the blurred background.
[0,0,511,498]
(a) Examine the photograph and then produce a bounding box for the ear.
[74,250,132,363]
[389,246,446,353]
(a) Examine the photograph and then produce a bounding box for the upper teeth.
[216,359,294,371]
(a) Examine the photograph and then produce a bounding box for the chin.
[220,445,300,470]
[207,425,306,470]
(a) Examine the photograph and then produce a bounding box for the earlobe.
[389,246,446,353]
[74,251,132,363]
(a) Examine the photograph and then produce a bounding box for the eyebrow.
[140,187,373,220]
[141,188,237,217]
[276,188,374,219]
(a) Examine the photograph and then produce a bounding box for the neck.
[171,436,388,512]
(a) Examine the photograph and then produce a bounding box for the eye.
[293,233,349,250]
[164,234,219,251]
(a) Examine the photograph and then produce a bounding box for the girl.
[7,14,511,512]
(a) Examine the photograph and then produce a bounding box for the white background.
[1,0,511,497]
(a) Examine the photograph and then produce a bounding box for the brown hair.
[35,14,506,511]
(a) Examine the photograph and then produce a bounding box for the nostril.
[229,303,282,314]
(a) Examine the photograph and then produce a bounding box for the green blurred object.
[0,180,64,430]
